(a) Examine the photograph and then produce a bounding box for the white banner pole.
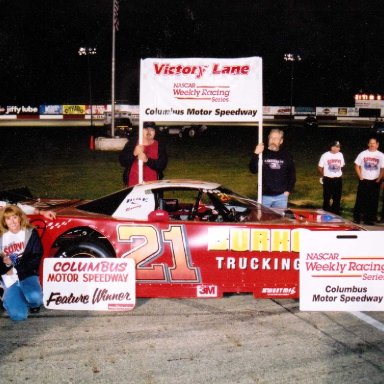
[110,0,117,138]
[257,121,263,204]
[138,123,143,183]
[138,59,144,183]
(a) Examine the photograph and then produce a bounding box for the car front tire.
[56,241,113,258]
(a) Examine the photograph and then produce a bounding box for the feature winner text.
[45,288,131,306]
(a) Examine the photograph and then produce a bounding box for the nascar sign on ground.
[43,258,136,311]
[140,57,262,123]
[300,231,384,311]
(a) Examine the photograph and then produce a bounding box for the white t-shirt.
[1,230,26,288]
[318,151,345,178]
[354,149,384,180]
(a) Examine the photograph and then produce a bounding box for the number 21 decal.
[117,224,201,283]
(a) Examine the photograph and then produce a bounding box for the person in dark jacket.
[0,204,44,321]
[249,129,296,208]
[119,122,168,186]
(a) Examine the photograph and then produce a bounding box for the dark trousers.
[322,177,342,214]
[353,179,380,223]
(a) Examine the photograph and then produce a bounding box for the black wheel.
[187,128,197,138]
[55,241,113,258]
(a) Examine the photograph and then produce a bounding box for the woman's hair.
[0,204,32,235]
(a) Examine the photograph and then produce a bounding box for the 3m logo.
[197,285,218,297]
[262,287,296,296]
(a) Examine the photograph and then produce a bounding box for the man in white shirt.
[353,137,384,225]
[318,141,345,214]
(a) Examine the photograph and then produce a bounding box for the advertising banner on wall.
[85,105,108,115]
[139,57,263,124]
[0,105,39,115]
[63,105,86,114]
[39,105,63,115]
[300,231,384,311]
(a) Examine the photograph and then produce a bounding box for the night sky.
[1,0,384,107]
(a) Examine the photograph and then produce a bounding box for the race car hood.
[22,198,90,213]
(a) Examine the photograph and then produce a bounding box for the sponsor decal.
[197,285,218,297]
[216,256,299,271]
[262,287,296,296]
[208,227,301,253]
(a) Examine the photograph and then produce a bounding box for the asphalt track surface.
[1,295,383,384]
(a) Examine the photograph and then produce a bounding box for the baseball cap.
[143,121,156,129]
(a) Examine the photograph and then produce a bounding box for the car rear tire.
[56,241,113,259]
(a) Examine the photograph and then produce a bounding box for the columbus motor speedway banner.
[140,57,262,123]
[43,258,135,311]
[300,231,384,311]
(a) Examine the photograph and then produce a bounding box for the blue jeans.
[3,276,43,321]
[262,193,288,209]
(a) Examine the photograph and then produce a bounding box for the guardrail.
[0,115,375,129]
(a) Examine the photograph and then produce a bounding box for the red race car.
[6,180,364,299]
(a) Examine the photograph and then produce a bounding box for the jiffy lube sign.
[140,57,263,123]
[43,258,136,311]
[300,231,384,311]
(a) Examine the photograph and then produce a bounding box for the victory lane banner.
[300,231,384,311]
[43,258,136,311]
[140,57,263,123]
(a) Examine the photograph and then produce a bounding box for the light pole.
[78,47,97,129]
[283,53,301,117]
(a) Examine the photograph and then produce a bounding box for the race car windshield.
[77,188,134,215]
[211,187,283,222]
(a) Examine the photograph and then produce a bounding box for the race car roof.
[112,179,222,220]
[131,179,222,192]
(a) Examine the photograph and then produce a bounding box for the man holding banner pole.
[119,122,168,186]
[249,128,296,208]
